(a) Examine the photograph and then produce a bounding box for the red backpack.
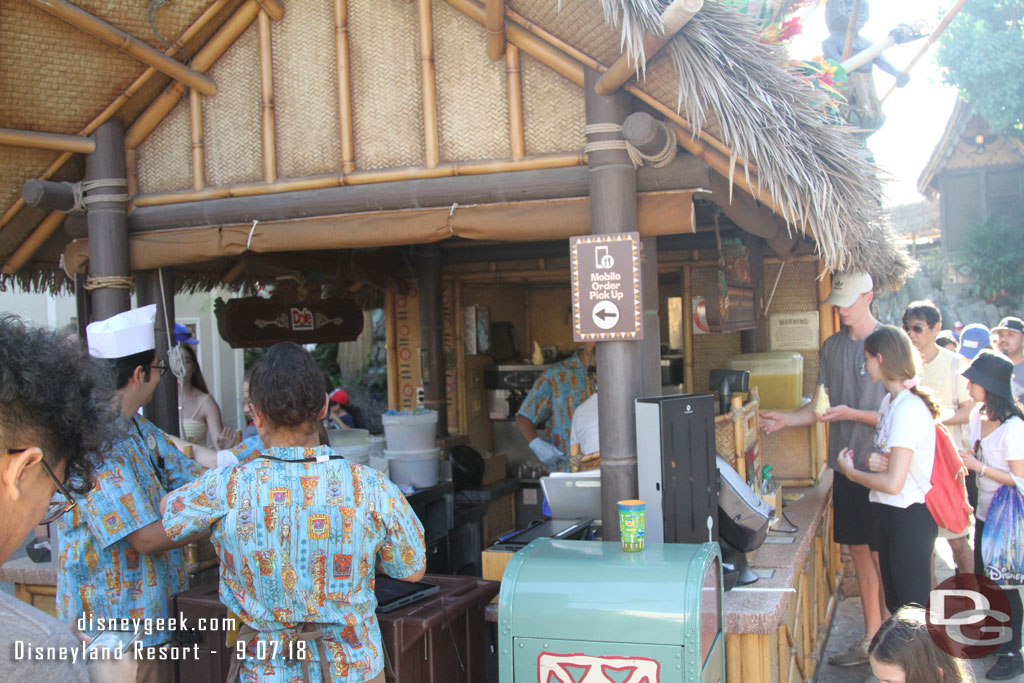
[910,424,973,532]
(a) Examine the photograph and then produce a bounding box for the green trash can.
[498,539,724,683]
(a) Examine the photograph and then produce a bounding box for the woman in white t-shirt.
[837,325,939,615]
[958,349,1024,680]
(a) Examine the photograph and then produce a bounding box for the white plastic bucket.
[385,447,440,488]
[328,428,369,451]
[336,442,370,466]
[382,412,437,451]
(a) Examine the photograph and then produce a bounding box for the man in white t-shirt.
[568,393,600,472]
[902,301,974,575]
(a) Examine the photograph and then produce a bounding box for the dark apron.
[226,623,333,683]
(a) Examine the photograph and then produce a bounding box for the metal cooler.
[498,539,724,683]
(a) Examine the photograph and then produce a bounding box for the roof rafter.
[0,127,96,154]
[485,0,506,60]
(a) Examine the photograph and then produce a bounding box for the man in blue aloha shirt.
[515,342,596,472]
[56,305,215,682]
[163,342,425,682]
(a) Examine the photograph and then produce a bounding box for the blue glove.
[529,437,564,464]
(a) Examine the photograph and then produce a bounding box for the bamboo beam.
[506,45,524,160]
[334,0,355,174]
[26,0,216,96]
[189,89,206,190]
[595,0,703,96]
[444,0,584,86]
[418,0,440,168]
[840,0,862,61]
[1,211,65,275]
[125,148,138,200]
[0,128,95,154]
[220,260,246,284]
[0,0,230,236]
[258,9,277,183]
[880,0,968,105]
[485,0,506,60]
[126,0,280,150]
[131,152,587,207]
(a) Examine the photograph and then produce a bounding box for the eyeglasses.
[903,324,928,335]
[151,362,169,377]
[6,448,77,524]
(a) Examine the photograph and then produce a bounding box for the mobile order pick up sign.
[570,232,644,341]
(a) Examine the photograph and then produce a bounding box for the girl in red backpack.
[959,350,1024,681]
[837,325,940,616]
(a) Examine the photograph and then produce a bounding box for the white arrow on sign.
[592,300,619,330]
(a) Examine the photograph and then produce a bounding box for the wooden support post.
[682,264,694,394]
[594,0,703,96]
[0,127,95,154]
[189,89,206,190]
[417,244,448,437]
[418,0,440,168]
[385,290,399,410]
[86,120,131,321]
[506,44,524,160]
[26,0,216,96]
[137,269,179,435]
[334,0,355,174]
[485,0,506,60]
[258,9,277,183]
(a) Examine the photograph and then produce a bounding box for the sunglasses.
[903,323,929,335]
[7,448,77,524]
[151,362,169,377]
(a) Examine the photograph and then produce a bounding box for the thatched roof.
[0,0,912,295]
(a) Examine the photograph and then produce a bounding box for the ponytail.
[908,384,940,420]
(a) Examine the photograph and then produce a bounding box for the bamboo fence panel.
[349,0,425,169]
[418,0,441,168]
[273,0,341,179]
[136,100,193,196]
[203,23,263,187]
[519,52,585,156]
[433,0,509,162]
[258,9,277,183]
[506,45,525,160]
[334,0,355,175]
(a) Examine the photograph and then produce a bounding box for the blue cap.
[958,323,991,360]
[174,323,198,345]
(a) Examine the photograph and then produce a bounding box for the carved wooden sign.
[215,297,363,348]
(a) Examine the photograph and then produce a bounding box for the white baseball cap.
[824,271,873,308]
[86,304,157,359]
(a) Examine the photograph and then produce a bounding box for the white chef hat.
[86,304,157,359]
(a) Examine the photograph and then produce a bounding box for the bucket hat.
[962,349,1015,400]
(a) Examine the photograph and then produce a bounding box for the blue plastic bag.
[982,485,1024,585]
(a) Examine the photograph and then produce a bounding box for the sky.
[787,0,960,208]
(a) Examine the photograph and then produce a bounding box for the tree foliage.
[936,0,1024,135]
[952,216,1024,305]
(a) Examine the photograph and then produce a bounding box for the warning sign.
[570,232,643,341]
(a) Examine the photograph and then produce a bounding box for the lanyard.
[259,454,345,464]
[132,417,165,472]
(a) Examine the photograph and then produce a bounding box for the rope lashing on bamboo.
[583,122,677,169]
[83,275,135,291]
[72,179,130,212]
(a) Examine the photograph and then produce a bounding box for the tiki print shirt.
[163,445,426,683]
[56,415,204,647]
[516,350,596,471]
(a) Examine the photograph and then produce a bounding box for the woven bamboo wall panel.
[433,0,510,162]
[520,53,584,157]
[349,0,425,170]
[203,23,263,187]
[764,260,820,398]
[271,1,342,178]
[136,100,193,195]
[0,147,57,236]
[75,0,212,51]
[691,267,742,391]
[509,0,620,68]
[0,1,141,134]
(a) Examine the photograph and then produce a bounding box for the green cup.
[618,499,646,552]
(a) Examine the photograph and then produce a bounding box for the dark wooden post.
[136,269,179,436]
[417,243,449,438]
[85,119,131,321]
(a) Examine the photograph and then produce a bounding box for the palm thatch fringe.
[598,0,913,290]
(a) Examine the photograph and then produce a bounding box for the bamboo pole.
[595,0,703,96]
[131,152,586,206]
[126,0,280,150]
[485,0,506,60]
[817,261,833,346]
[0,128,95,154]
[258,9,277,183]
[418,0,440,168]
[334,0,355,174]
[220,260,246,284]
[444,0,584,86]
[0,0,230,236]
[506,45,524,160]
[26,0,216,96]
[840,0,862,61]
[125,148,138,201]
[1,211,65,275]
[880,0,968,104]
[189,89,206,190]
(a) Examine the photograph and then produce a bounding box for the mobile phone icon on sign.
[595,246,614,269]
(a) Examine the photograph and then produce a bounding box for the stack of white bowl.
[382,411,439,488]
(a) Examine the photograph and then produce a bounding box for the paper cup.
[618,499,646,552]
